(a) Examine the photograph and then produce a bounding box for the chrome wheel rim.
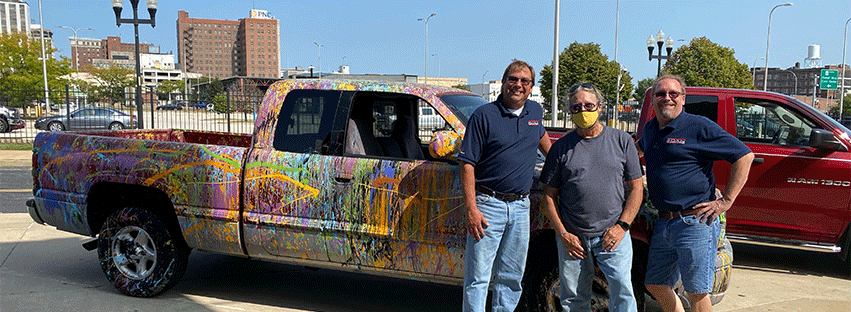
[111,225,157,279]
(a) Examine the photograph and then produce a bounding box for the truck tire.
[97,206,189,297]
[0,117,8,133]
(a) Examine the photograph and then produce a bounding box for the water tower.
[805,44,823,68]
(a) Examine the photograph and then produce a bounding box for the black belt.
[658,209,697,220]
[475,185,529,202]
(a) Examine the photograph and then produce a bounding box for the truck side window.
[734,98,819,147]
[346,92,426,160]
[684,94,719,122]
[272,89,341,153]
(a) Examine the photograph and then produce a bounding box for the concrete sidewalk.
[0,150,31,167]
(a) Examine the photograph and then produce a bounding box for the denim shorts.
[644,214,720,294]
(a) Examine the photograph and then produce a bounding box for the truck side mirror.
[428,130,461,161]
[808,129,848,152]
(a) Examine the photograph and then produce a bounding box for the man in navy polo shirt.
[638,75,753,312]
[458,60,551,312]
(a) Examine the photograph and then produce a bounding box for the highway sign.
[820,69,838,90]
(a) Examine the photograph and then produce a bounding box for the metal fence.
[1,86,648,144]
[0,88,261,143]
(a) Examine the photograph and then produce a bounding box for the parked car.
[156,103,183,111]
[34,107,136,131]
[0,105,25,132]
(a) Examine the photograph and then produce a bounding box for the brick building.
[69,36,152,71]
[176,9,280,79]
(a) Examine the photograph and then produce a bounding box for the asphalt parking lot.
[1,153,849,311]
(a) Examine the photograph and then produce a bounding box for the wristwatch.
[616,220,631,231]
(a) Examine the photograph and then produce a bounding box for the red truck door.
[725,95,851,244]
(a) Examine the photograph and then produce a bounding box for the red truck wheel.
[97,207,189,297]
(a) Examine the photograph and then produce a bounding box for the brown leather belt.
[658,209,698,220]
[475,185,529,202]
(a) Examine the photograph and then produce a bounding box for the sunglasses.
[506,76,533,86]
[570,102,598,113]
[569,82,596,93]
[654,91,682,99]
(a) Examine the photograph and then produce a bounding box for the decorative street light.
[840,17,851,121]
[314,42,323,79]
[57,26,94,77]
[417,13,436,85]
[112,0,157,129]
[647,30,674,77]
[752,56,765,86]
[763,2,793,91]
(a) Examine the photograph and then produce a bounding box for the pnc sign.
[820,69,838,90]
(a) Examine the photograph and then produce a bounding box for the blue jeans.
[463,194,530,312]
[557,231,637,312]
[645,215,721,294]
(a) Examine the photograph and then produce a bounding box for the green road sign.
[820,69,838,90]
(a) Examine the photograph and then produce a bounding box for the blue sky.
[35,0,851,90]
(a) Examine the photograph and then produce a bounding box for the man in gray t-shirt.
[540,82,643,312]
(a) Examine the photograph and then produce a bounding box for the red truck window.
[684,94,719,122]
[734,98,818,147]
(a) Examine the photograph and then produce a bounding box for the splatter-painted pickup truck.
[27,79,727,311]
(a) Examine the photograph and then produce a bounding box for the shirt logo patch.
[528,120,540,126]
[667,138,686,144]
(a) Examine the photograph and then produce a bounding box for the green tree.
[453,84,471,91]
[203,79,223,104]
[829,94,851,117]
[86,64,133,106]
[0,32,72,108]
[633,78,655,105]
[156,80,184,101]
[539,42,633,116]
[663,37,753,89]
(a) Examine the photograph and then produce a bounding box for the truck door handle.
[335,177,351,183]
[753,157,764,164]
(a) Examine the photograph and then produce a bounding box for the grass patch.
[0,142,33,150]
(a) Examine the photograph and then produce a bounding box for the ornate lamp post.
[647,30,674,77]
[112,0,157,129]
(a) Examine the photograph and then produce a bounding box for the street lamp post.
[431,53,440,78]
[782,69,798,95]
[647,30,674,77]
[752,56,765,86]
[764,2,793,91]
[112,0,157,130]
[314,42,323,79]
[481,70,488,98]
[57,26,94,78]
[840,17,851,121]
[417,13,436,85]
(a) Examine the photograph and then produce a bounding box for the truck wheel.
[97,206,189,297]
[0,118,8,133]
[48,121,65,131]
[631,239,649,312]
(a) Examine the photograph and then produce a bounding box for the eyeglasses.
[569,82,596,93]
[570,102,598,113]
[506,76,533,86]
[654,90,682,99]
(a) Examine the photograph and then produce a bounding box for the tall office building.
[0,0,29,35]
[176,9,280,79]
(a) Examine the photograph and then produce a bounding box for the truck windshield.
[439,94,489,126]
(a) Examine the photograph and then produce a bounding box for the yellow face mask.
[571,110,598,129]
